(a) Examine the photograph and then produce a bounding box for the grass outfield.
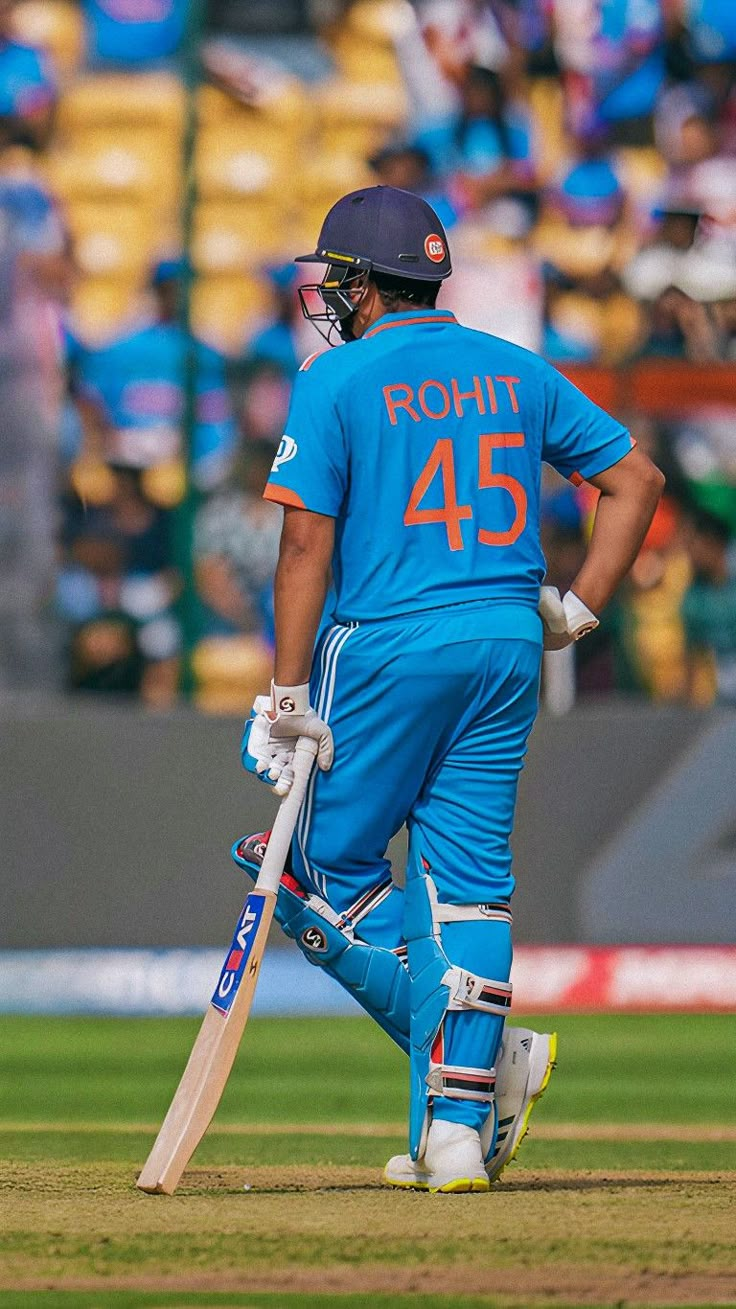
[1,1014,735,1308]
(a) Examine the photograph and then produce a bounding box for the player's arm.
[273,507,334,685]
[569,446,665,615]
[242,506,335,793]
[242,359,344,793]
[541,447,663,650]
[540,367,665,649]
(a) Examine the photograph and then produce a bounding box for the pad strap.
[443,967,513,1016]
[433,901,512,926]
[426,1062,497,1103]
[422,867,512,930]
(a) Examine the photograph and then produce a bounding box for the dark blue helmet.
[296,184,452,281]
[296,186,452,345]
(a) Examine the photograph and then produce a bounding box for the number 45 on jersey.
[404,432,527,552]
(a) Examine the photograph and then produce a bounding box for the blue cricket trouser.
[292,604,542,1134]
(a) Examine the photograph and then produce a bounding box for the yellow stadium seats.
[69,456,118,506]
[197,84,238,127]
[294,154,373,242]
[192,635,273,715]
[532,217,618,279]
[195,122,294,201]
[192,200,291,273]
[549,292,604,353]
[299,153,373,202]
[57,73,186,134]
[329,34,403,84]
[323,0,406,84]
[316,77,407,131]
[141,460,187,509]
[47,128,181,204]
[341,0,409,44]
[197,71,313,134]
[68,278,143,344]
[190,274,275,356]
[600,293,644,363]
[65,203,158,278]
[315,77,407,157]
[12,0,85,80]
[528,78,567,183]
[614,146,667,207]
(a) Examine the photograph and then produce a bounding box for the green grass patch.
[1,1014,735,1301]
[2,1129,735,1173]
[2,1013,735,1129]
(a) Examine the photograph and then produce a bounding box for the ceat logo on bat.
[424,233,446,263]
[211,893,265,1015]
[271,434,298,472]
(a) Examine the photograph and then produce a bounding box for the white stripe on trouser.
[297,623,357,898]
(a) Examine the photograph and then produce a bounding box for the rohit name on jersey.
[383,374,522,426]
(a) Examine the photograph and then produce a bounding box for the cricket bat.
[136,736,318,1195]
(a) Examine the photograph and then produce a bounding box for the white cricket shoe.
[483,1027,557,1182]
[384,1119,490,1194]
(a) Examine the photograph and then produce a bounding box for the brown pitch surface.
[1,1162,736,1305]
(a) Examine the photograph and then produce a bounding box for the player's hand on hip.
[538,586,599,651]
[241,684,333,797]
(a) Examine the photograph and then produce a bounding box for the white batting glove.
[538,586,599,651]
[245,683,333,797]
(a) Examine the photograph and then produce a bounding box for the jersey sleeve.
[541,364,635,485]
[263,360,347,516]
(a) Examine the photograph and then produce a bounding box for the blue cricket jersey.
[264,309,633,627]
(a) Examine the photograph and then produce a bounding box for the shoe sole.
[384,1173,491,1194]
[487,1031,558,1183]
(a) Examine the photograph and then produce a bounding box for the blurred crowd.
[1,0,736,710]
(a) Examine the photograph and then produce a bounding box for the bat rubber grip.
[255,736,318,895]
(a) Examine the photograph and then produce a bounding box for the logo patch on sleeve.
[271,435,298,473]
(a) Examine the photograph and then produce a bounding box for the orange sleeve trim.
[299,350,322,372]
[263,484,306,509]
[569,438,637,488]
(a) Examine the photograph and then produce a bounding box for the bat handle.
[255,736,318,896]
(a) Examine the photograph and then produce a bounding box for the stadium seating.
[190,274,274,355]
[191,635,273,714]
[322,0,407,86]
[64,203,158,279]
[56,73,186,134]
[194,121,293,201]
[12,0,85,80]
[314,78,406,158]
[192,199,290,273]
[69,278,143,343]
[47,128,181,204]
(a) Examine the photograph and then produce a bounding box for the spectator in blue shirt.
[413,65,538,213]
[82,0,186,68]
[686,0,736,63]
[70,260,237,490]
[0,0,56,148]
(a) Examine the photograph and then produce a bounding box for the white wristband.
[271,681,310,715]
[562,591,599,640]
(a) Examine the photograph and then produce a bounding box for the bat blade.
[136,887,276,1195]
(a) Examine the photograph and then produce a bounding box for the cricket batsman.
[233,186,664,1193]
